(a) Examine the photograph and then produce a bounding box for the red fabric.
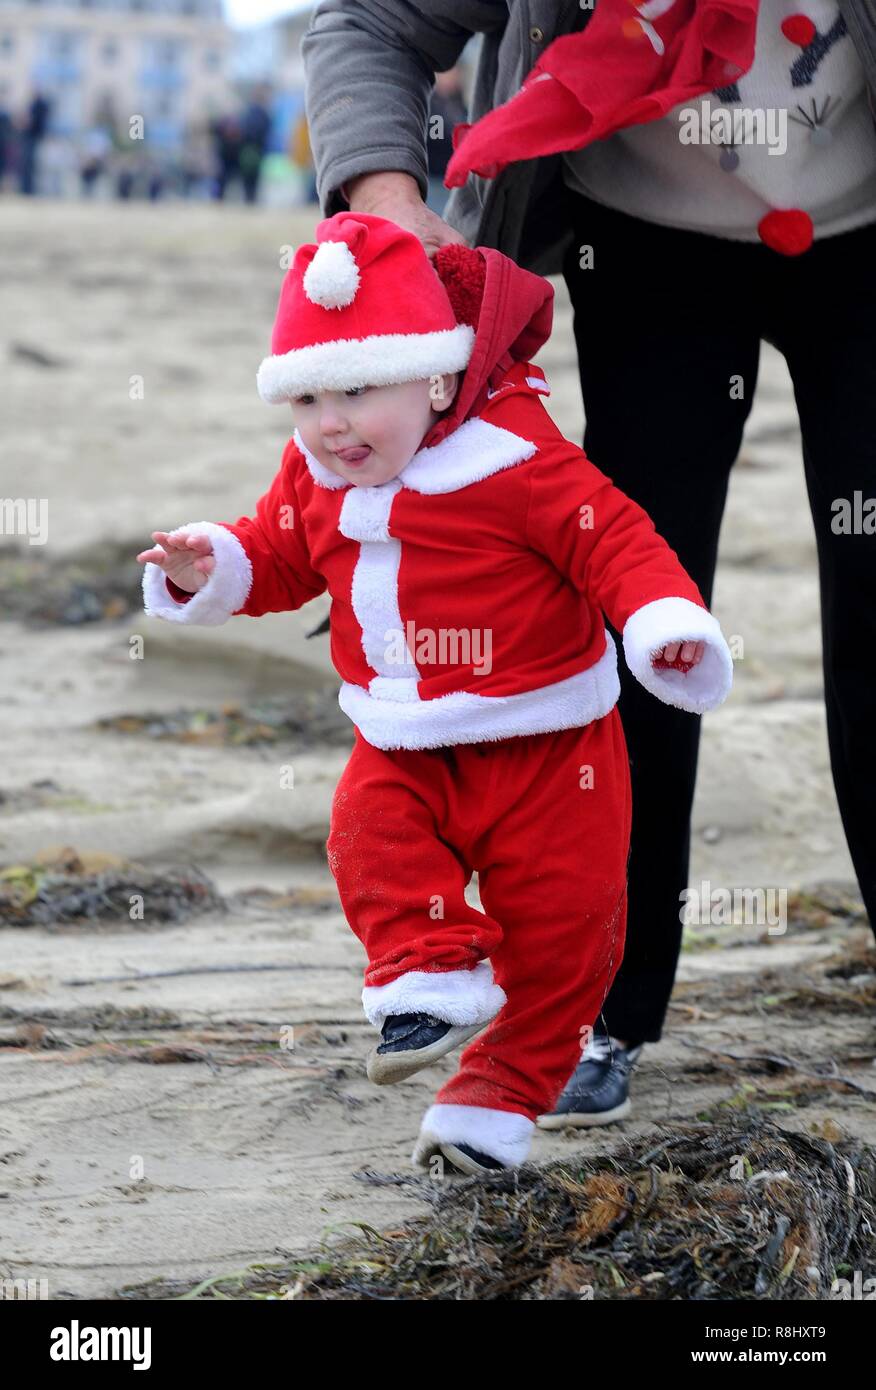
[327,712,632,1120]
[270,211,459,359]
[424,243,554,447]
[166,576,195,603]
[431,241,487,328]
[444,0,759,188]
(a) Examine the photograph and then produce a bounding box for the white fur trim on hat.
[141,520,252,626]
[412,1104,534,1169]
[362,959,506,1029]
[256,323,475,402]
[303,240,361,309]
[622,596,734,714]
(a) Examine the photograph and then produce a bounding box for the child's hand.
[136,530,216,593]
[651,640,705,673]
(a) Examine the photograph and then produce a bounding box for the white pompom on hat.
[302,239,361,309]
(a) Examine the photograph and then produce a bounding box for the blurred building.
[0,0,233,150]
[231,9,307,90]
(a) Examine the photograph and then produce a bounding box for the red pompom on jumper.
[758,208,814,255]
[781,14,817,46]
[433,243,487,329]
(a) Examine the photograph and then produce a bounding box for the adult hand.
[346,171,468,258]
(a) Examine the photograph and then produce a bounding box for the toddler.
[137,212,733,1175]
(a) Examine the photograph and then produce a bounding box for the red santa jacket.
[142,255,733,751]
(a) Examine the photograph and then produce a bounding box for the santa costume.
[142,211,734,1170]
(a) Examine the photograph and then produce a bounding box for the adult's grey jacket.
[301,0,876,276]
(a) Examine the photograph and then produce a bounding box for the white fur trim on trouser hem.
[622,596,733,714]
[141,521,253,626]
[412,1104,534,1169]
[362,959,506,1029]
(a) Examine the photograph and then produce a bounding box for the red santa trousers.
[326,708,633,1156]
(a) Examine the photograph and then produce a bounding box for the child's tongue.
[340,447,371,463]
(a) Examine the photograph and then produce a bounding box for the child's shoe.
[435,1141,508,1175]
[412,1102,533,1173]
[366,1011,486,1085]
[415,1139,508,1177]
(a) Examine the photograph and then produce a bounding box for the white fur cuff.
[142,520,253,626]
[362,959,506,1029]
[412,1103,534,1168]
[622,596,733,714]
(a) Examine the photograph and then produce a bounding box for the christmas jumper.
[563,0,876,243]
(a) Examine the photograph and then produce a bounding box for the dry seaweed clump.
[299,1124,875,1301]
[0,848,223,927]
[130,1120,875,1301]
[0,542,143,625]
[95,690,352,749]
[673,936,876,1019]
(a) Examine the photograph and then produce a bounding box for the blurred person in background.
[0,101,12,190]
[0,100,13,189]
[79,125,113,197]
[181,121,217,199]
[19,89,51,196]
[239,85,273,204]
[290,109,318,203]
[211,112,243,200]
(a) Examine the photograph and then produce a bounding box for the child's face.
[290,374,459,487]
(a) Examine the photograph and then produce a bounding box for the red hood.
[420,246,554,450]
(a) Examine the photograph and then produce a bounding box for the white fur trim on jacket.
[622,596,733,714]
[412,1103,535,1169]
[338,631,620,750]
[257,323,476,402]
[293,416,538,495]
[362,959,506,1029]
[141,520,253,626]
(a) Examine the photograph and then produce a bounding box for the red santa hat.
[256,211,477,403]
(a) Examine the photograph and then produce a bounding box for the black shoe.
[366,1011,486,1085]
[537,1033,644,1129]
[437,1140,508,1175]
